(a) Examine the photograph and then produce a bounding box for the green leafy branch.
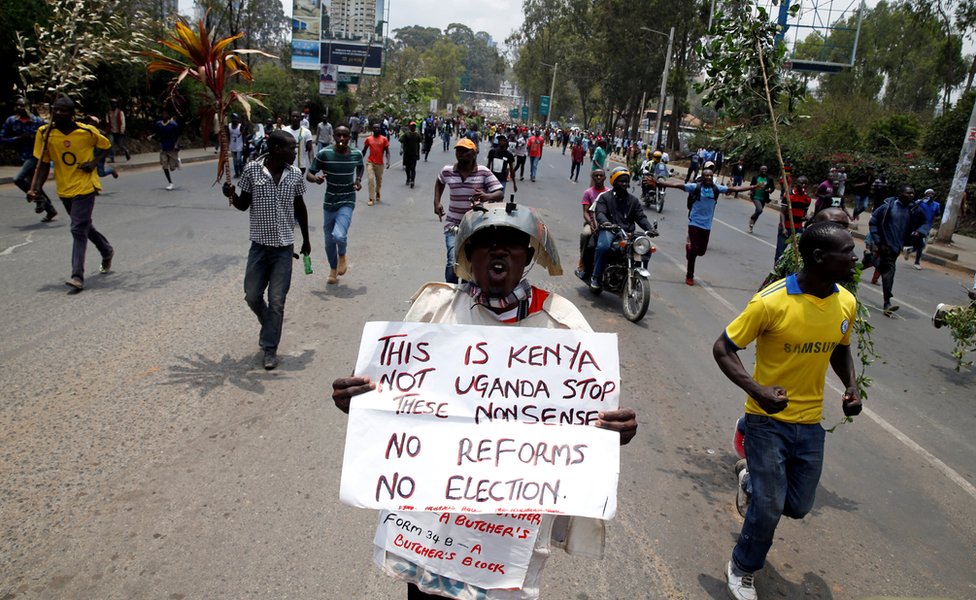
[941,302,976,370]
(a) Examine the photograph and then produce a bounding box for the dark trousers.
[244,242,293,351]
[404,156,418,183]
[877,246,898,305]
[570,160,582,181]
[686,225,711,278]
[515,155,526,179]
[63,193,112,282]
[15,157,55,216]
[685,165,699,183]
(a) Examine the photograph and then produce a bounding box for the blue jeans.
[774,226,802,264]
[244,242,293,351]
[732,414,825,574]
[62,193,113,282]
[323,204,354,269]
[231,150,244,178]
[853,195,869,219]
[591,229,616,282]
[15,157,55,215]
[529,156,540,180]
[444,230,458,283]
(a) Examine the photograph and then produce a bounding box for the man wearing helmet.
[589,167,656,292]
[332,203,638,599]
[639,151,670,200]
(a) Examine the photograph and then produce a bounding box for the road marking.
[714,216,929,317]
[0,233,34,256]
[655,245,976,502]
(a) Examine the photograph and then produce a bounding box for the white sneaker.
[734,461,750,518]
[912,263,921,270]
[165,183,175,190]
[726,561,757,600]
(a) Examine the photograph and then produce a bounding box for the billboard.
[292,0,385,76]
[320,64,338,95]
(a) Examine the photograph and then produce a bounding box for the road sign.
[509,108,519,119]
[539,96,550,117]
[521,106,529,120]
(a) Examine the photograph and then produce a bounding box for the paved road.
[1,141,974,599]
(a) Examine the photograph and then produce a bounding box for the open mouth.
[489,258,509,276]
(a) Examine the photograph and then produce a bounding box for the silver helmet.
[454,203,562,281]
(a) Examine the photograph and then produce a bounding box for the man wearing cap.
[331,202,638,600]
[28,96,115,291]
[399,121,422,188]
[589,167,656,291]
[433,137,503,283]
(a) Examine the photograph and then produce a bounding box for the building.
[328,0,384,41]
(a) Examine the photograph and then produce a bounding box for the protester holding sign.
[332,203,637,599]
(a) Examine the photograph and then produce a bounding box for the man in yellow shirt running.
[28,97,114,292]
[712,221,862,600]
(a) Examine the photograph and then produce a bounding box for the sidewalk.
[609,153,976,279]
[0,146,219,185]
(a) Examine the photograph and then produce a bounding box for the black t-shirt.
[486,148,515,182]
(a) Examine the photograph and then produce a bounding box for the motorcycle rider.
[640,150,670,201]
[590,166,656,292]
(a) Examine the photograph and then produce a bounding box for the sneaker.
[725,561,757,600]
[368,199,374,206]
[124,150,131,160]
[747,220,754,233]
[410,181,415,189]
[933,303,948,329]
[65,277,84,290]
[263,349,278,370]
[685,277,695,286]
[41,211,57,223]
[588,278,602,293]
[34,201,45,214]
[883,302,900,316]
[734,460,750,518]
[100,250,114,274]
[111,170,119,179]
[165,183,174,191]
[912,263,921,270]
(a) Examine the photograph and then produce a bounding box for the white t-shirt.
[283,125,313,169]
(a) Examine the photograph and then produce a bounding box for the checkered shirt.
[239,159,306,247]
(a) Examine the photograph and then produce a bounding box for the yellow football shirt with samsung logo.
[33,123,111,198]
[724,274,857,424]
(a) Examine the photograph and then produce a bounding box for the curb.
[850,230,975,278]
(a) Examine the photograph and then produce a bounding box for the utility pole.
[541,61,557,126]
[936,97,976,243]
[640,27,674,149]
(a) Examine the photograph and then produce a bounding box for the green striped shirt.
[310,146,363,209]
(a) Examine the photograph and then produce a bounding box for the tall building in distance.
[328,0,384,41]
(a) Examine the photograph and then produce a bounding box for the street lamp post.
[640,26,674,149]
[540,61,558,127]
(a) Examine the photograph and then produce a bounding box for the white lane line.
[0,233,34,256]
[655,242,976,502]
[714,217,776,248]
[714,216,929,318]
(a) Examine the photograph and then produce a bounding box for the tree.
[15,0,149,102]
[423,38,464,106]
[141,17,274,185]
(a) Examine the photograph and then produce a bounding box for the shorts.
[160,150,180,170]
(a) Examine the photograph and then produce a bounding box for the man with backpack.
[657,168,757,286]
[869,184,926,315]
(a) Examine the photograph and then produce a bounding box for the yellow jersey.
[33,123,111,198]
[724,275,856,424]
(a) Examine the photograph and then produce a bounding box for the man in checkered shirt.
[222,130,311,370]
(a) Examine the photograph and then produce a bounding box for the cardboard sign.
[374,510,541,589]
[339,321,621,518]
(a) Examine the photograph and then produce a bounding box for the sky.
[177,0,526,50]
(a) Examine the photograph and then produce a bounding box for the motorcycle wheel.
[656,192,665,213]
[622,273,651,322]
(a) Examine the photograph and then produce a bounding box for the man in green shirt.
[747,165,775,233]
[307,125,365,284]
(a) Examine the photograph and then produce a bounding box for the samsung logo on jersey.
[783,341,839,354]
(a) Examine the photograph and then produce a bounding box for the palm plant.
[141,17,274,187]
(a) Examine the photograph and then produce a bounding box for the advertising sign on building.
[319,64,338,95]
[291,0,385,75]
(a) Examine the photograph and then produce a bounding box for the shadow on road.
[930,358,976,386]
[311,284,368,300]
[697,563,835,599]
[162,348,316,396]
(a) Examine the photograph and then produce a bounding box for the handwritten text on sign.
[339,321,621,518]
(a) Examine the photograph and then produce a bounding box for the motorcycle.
[577,223,659,322]
[641,174,670,213]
